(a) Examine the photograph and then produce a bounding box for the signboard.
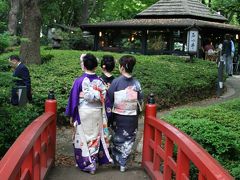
[187,29,199,54]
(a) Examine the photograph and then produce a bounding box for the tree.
[8,0,19,35]
[40,0,98,27]
[90,0,157,22]
[212,0,240,24]
[20,0,41,64]
[0,0,9,33]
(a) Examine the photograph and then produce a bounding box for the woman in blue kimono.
[107,55,143,172]
[65,53,112,174]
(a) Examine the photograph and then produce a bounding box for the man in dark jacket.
[9,55,32,105]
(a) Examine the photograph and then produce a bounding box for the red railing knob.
[145,93,157,118]
[45,91,57,114]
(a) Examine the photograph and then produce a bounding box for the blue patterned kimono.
[107,75,143,167]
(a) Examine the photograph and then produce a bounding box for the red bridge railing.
[0,98,57,180]
[142,95,233,180]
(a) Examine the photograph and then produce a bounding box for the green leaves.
[0,49,218,158]
[164,99,240,177]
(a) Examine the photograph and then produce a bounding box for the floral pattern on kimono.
[65,73,112,172]
[107,75,143,167]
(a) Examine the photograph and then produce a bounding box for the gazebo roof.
[81,0,240,34]
[81,18,240,33]
[135,0,227,23]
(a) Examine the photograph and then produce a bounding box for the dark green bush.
[0,54,14,104]
[41,54,54,64]
[0,33,9,53]
[163,98,240,178]
[29,50,218,117]
[0,49,218,158]
[0,104,40,156]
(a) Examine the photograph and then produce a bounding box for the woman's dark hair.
[82,53,98,71]
[9,55,21,62]
[101,55,115,72]
[119,55,136,73]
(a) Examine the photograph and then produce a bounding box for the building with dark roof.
[81,0,240,55]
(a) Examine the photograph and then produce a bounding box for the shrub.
[41,54,54,64]
[28,50,218,122]
[0,49,218,157]
[0,104,40,156]
[0,33,9,53]
[163,98,240,178]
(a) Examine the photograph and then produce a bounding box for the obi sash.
[112,86,138,115]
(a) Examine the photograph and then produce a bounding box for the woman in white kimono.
[65,54,112,174]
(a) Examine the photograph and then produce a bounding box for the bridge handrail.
[0,99,57,180]
[142,101,233,180]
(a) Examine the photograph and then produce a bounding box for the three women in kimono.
[65,53,143,174]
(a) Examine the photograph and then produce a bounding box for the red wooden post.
[21,148,33,178]
[163,137,174,179]
[45,91,57,166]
[145,93,157,117]
[45,99,57,115]
[176,148,190,179]
[142,94,157,163]
[33,137,41,180]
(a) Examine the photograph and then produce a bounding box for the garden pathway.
[46,75,240,180]
[157,75,240,118]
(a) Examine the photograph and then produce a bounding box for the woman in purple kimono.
[107,55,143,172]
[65,53,112,174]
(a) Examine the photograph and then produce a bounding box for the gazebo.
[81,0,240,55]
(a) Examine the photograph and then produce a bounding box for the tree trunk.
[20,0,41,64]
[80,0,97,24]
[81,0,89,24]
[208,0,211,7]
[8,0,20,35]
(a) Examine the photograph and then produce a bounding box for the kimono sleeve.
[65,79,82,124]
[107,79,117,107]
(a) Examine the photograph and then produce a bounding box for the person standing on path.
[107,55,143,172]
[65,53,112,175]
[9,55,32,105]
[100,54,116,128]
[222,34,235,76]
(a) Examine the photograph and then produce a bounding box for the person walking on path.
[65,53,113,175]
[100,55,116,128]
[222,34,235,76]
[9,55,32,105]
[107,55,143,172]
[100,55,115,88]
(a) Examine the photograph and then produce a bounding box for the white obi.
[112,86,138,115]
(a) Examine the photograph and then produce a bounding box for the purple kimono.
[65,73,113,172]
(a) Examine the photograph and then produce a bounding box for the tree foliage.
[0,0,9,33]
[211,0,240,24]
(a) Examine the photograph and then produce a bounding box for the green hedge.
[163,99,240,178]
[30,49,218,117]
[0,49,218,157]
[0,104,40,156]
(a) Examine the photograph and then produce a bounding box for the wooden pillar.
[93,32,99,51]
[141,30,147,55]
